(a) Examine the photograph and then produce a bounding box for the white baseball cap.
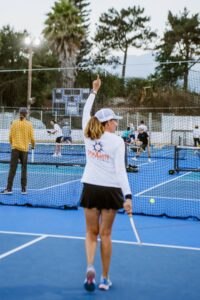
[95,108,122,122]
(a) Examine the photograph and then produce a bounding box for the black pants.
[7,149,28,190]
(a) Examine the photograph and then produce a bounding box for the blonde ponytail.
[84,116,105,140]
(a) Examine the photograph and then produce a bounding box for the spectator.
[1,107,35,195]
[193,125,200,147]
[62,122,72,144]
[122,126,135,144]
[122,126,132,143]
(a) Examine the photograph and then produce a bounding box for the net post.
[174,145,177,171]
[31,149,34,163]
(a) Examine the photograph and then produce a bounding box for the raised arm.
[82,75,101,130]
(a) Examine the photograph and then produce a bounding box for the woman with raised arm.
[80,75,132,292]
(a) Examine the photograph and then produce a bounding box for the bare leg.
[136,147,143,158]
[55,144,61,155]
[84,208,100,265]
[99,209,117,278]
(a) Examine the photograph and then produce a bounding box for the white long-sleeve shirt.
[53,124,63,138]
[81,93,132,198]
[193,128,200,139]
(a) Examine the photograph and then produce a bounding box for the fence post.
[127,113,129,127]
[136,112,139,129]
[149,112,152,132]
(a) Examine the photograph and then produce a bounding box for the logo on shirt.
[88,141,110,160]
[93,141,103,152]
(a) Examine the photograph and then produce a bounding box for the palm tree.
[43,0,85,87]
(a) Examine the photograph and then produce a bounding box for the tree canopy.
[155,8,200,90]
[94,6,156,78]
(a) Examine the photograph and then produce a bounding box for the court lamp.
[24,36,40,112]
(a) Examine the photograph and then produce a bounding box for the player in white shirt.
[48,120,63,156]
[80,75,132,292]
[137,120,147,132]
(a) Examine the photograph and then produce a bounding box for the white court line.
[134,172,191,197]
[39,179,81,191]
[0,170,81,176]
[137,160,156,166]
[0,179,81,192]
[178,178,200,182]
[135,194,200,202]
[0,230,199,252]
[29,172,78,176]
[0,235,47,260]
[0,187,35,191]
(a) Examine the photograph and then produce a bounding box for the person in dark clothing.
[131,128,151,162]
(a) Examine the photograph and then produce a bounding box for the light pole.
[24,37,40,112]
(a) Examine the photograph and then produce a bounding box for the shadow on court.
[0,206,200,300]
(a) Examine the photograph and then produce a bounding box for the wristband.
[91,90,97,95]
[125,194,132,200]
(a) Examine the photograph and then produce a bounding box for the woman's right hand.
[123,199,132,215]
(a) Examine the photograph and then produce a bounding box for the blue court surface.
[0,205,200,300]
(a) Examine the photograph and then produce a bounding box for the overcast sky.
[0,0,199,55]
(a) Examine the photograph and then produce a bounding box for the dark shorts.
[63,136,72,143]
[56,136,63,143]
[122,137,131,143]
[80,183,124,210]
[140,143,147,150]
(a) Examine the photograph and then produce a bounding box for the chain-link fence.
[1,106,200,145]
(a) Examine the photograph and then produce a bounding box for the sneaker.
[52,153,57,157]
[0,189,12,195]
[21,188,27,195]
[99,276,112,291]
[148,158,152,162]
[84,265,96,292]
[131,157,137,161]
[57,153,62,157]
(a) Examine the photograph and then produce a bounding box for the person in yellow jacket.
[1,107,35,195]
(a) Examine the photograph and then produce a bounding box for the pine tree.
[94,6,156,79]
[155,8,200,90]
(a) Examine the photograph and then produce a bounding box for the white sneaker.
[84,265,96,292]
[57,153,62,157]
[99,276,112,291]
[148,158,152,162]
[52,153,57,157]
[131,157,137,161]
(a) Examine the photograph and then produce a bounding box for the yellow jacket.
[9,119,35,152]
